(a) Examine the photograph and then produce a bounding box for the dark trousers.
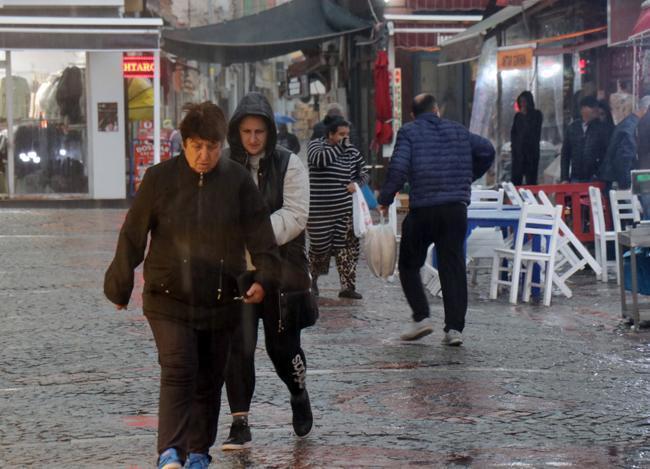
[511,155,539,185]
[398,203,468,332]
[147,317,231,460]
[225,296,306,414]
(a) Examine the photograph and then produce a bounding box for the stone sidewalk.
[1,208,649,468]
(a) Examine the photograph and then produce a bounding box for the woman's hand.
[243,282,265,304]
[346,183,356,193]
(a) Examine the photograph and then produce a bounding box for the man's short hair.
[638,95,650,112]
[412,94,437,117]
[579,95,599,109]
[179,101,227,144]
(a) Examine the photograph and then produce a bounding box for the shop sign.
[392,68,402,137]
[288,77,301,97]
[133,139,154,191]
[124,56,154,78]
[497,48,533,71]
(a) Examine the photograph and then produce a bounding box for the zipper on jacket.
[217,259,224,300]
[198,172,204,187]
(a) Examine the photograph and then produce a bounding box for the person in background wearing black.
[277,123,301,155]
[597,99,615,141]
[510,91,543,185]
[104,102,279,469]
[561,96,608,183]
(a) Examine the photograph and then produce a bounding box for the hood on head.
[227,92,277,162]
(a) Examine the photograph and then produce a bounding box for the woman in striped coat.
[307,116,369,299]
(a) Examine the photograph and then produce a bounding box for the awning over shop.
[630,0,650,40]
[438,0,544,65]
[162,0,372,65]
[0,16,161,50]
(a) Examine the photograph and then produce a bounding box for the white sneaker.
[400,319,434,341]
[441,329,463,346]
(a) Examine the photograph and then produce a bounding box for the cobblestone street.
[1,208,650,468]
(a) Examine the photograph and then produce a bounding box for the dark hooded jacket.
[510,91,543,183]
[224,92,311,292]
[104,152,280,329]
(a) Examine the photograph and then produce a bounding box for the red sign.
[124,56,154,78]
[133,139,154,191]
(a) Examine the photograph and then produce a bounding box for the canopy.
[162,0,371,65]
[439,0,544,66]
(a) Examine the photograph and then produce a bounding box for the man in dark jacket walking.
[377,94,495,345]
[222,92,313,450]
[104,102,279,469]
[599,96,650,192]
[561,96,608,183]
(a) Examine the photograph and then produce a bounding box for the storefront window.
[536,55,564,180]
[10,51,88,194]
[0,51,6,194]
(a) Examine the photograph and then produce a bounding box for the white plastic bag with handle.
[364,214,397,279]
[352,183,373,237]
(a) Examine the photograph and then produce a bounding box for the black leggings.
[147,316,231,460]
[225,295,306,414]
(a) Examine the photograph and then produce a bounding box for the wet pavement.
[1,208,650,468]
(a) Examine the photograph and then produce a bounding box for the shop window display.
[4,51,88,194]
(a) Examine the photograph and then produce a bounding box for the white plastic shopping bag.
[352,183,373,237]
[364,215,397,279]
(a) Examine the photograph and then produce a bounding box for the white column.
[6,51,13,196]
[153,49,161,164]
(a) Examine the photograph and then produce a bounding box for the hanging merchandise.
[0,76,31,120]
[55,66,84,124]
[372,50,393,151]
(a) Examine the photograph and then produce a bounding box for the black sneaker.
[290,390,313,437]
[338,289,362,299]
[221,418,252,450]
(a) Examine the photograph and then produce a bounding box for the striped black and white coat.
[306,137,369,255]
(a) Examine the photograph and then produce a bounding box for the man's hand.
[115,304,127,310]
[243,282,265,304]
[346,182,356,193]
[377,204,388,216]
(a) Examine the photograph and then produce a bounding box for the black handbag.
[279,289,319,331]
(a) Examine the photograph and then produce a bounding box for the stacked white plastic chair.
[502,181,524,206]
[489,202,563,306]
[589,186,618,282]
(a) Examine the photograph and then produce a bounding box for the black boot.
[221,415,252,450]
[290,390,313,437]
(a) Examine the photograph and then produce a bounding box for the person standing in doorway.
[510,91,543,185]
[104,102,279,469]
[377,94,495,345]
[307,115,369,299]
[222,92,313,450]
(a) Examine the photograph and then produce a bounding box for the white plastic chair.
[589,186,618,283]
[466,227,508,285]
[470,188,505,209]
[489,203,563,306]
[502,182,523,206]
[518,187,538,206]
[610,189,641,233]
[420,243,442,297]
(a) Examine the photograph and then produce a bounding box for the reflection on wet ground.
[0,208,649,467]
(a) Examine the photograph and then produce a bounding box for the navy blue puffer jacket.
[378,113,495,208]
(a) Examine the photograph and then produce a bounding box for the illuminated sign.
[497,48,534,71]
[123,56,154,78]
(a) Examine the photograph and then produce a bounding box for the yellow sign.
[497,48,534,71]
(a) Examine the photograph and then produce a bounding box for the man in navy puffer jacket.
[378,94,495,345]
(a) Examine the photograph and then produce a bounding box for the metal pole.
[6,51,14,196]
[153,49,161,164]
